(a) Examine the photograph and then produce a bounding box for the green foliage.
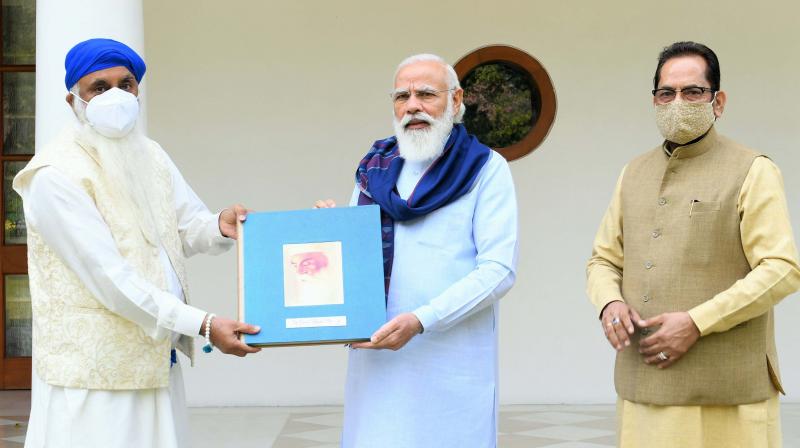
[462,63,537,148]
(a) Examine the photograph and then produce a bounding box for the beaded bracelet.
[202,313,216,353]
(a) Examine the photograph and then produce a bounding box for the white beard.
[294,270,337,306]
[393,98,455,163]
[75,122,161,247]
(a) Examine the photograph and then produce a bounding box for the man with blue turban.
[14,38,261,448]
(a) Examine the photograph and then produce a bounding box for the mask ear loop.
[69,91,89,105]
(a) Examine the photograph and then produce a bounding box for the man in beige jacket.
[587,41,800,447]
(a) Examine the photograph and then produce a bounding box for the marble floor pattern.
[1,391,799,447]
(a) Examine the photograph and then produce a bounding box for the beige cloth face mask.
[655,97,716,145]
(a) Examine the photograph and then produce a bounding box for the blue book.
[237,205,387,346]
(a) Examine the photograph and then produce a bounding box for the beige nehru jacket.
[587,126,800,406]
[15,128,192,390]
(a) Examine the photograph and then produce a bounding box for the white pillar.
[35,0,147,150]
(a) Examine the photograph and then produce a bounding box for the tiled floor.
[0,391,29,447]
[2,391,799,447]
[261,405,618,448]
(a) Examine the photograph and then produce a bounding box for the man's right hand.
[208,316,262,357]
[600,300,641,352]
[314,199,336,208]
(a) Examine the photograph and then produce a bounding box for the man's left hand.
[638,311,700,368]
[219,204,248,239]
[351,313,423,351]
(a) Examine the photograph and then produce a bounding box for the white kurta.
[342,151,518,448]
[17,155,232,448]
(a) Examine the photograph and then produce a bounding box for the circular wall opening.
[454,45,557,161]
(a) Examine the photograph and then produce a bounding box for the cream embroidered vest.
[616,127,780,405]
[14,127,193,390]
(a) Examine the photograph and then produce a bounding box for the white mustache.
[400,112,435,128]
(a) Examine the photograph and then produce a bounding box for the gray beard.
[393,101,455,163]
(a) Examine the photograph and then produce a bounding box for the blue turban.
[64,38,146,90]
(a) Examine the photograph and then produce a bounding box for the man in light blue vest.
[320,53,518,447]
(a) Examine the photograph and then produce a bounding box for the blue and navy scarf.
[356,124,491,295]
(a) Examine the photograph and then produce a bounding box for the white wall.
[142,0,800,406]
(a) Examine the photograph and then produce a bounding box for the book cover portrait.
[283,242,344,308]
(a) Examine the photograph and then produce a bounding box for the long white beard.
[393,98,455,163]
[296,271,336,305]
[75,122,161,247]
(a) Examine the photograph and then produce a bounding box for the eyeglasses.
[391,87,455,104]
[652,86,716,104]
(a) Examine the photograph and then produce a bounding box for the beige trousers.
[618,393,781,448]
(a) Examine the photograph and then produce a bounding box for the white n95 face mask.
[72,87,140,138]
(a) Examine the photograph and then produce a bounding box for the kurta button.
[642,294,650,302]
[658,197,667,206]
[645,261,654,269]
[651,230,661,239]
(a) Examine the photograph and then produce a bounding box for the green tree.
[462,63,538,148]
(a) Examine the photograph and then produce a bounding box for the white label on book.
[286,316,347,329]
